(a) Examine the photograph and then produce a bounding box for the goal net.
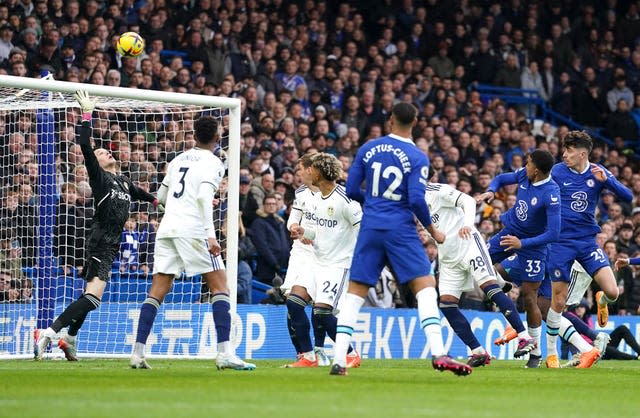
[0,75,240,359]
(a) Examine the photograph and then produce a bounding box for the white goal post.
[0,74,241,359]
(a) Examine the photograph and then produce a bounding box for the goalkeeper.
[35,91,160,361]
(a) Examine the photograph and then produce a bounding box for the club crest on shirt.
[531,197,537,206]
[327,206,334,216]
[123,182,129,191]
[516,200,528,221]
[586,179,594,187]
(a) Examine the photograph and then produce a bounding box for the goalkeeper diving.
[35,91,161,361]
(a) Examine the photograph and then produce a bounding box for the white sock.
[43,327,56,338]
[546,309,561,356]
[333,292,364,367]
[559,316,593,353]
[471,346,486,355]
[303,350,316,361]
[517,330,532,339]
[416,287,445,356]
[528,326,541,356]
[133,342,145,357]
[217,341,230,355]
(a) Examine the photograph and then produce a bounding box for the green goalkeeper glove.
[74,90,96,119]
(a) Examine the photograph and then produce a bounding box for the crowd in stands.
[1,0,640,313]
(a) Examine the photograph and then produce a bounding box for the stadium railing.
[473,84,632,155]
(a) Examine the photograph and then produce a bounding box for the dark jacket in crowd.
[249,209,290,284]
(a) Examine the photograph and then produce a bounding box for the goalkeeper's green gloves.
[74,90,96,121]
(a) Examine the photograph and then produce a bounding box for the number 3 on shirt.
[173,167,189,198]
[371,162,403,201]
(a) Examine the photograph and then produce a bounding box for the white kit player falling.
[130,115,255,371]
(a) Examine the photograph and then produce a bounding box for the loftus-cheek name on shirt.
[362,144,412,173]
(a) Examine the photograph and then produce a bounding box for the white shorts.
[566,261,592,306]
[303,264,349,308]
[438,235,495,299]
[153,237,225,277]
[282,250,316,295]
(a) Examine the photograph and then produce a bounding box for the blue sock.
[136,297,160,344]
[440,301,482,350]
[314,306,353,353]
[288,311,303,352]
[212,293,231,343]
[286,294,312,353]
[311,308,325,348]
[563,311,597,340]
[484,283,526,333]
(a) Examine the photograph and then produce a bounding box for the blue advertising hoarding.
[1,303,639,360]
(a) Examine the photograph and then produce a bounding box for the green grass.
[0,359,638,418]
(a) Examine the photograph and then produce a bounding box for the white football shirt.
[157,148,225,239]
[425,183,477,263]
[287,185,319,257]
[312,184,362,267]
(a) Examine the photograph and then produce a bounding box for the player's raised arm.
[488,170,520,193]
[593,163,633,202]
[74,90,103,181]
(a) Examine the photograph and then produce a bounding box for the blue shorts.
[501,254,551,299]
[350,226,431,287]
[487,228,548,282]
[547,237,610,283]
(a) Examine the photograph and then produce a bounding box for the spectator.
[115,215,143,273]
[249,194,289,284]
[607,74,635,113]
[250,171,275,211]
[493,53,521,88]
[606,99,639,141]
[0,24,15,62]
[0,228,24,287]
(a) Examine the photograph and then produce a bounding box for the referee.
[35,91,159,361]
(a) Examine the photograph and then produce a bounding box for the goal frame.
[0,74,241,353]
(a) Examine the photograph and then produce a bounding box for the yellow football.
[116,32,145,57]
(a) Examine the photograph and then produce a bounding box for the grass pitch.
[1,359,638,418]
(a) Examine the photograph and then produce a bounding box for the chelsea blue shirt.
[488,168,561,249]
[551,162,633,239]
[345,134,432,230]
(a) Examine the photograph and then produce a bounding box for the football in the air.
[116,32,145,57]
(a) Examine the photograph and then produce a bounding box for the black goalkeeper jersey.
[79,121,155,248]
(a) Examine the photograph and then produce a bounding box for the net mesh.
[0,85,232,358]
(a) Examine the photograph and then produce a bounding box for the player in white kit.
[425,179,535,366]
[130,115,255,370]
[286,153,362,368]
[282,154,330,365]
